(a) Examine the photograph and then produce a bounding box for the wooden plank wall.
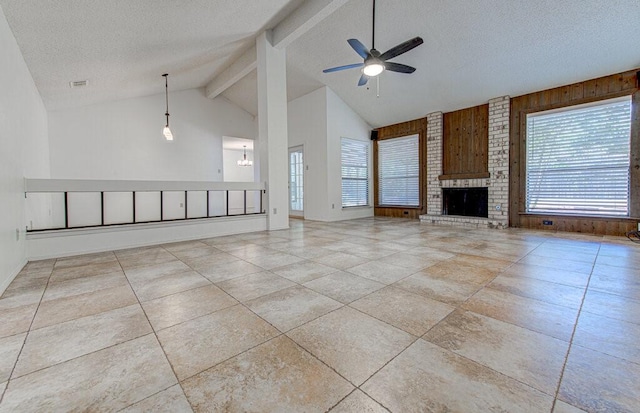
[373,117,428,219]
[509,69,640,235]
[441,104,489,180]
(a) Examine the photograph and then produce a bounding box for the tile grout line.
[113,383,181,413]
[169,249,413,408]
[415,246,581,405]
[156,243,355,398]
[326,388,391,413]
[375,239,579,405]
[7,244,321,388]
[264,235,444,411]
[462,237,596,391]
[117,244,303,406]
[549,242,601,413]
[432,239,595,344]
[0,257,179,387]
[0,261,56,406]
[114,252,198,413]
[352,334,424,412]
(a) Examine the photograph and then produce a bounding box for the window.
[341,138,369,207]
[526,96,631,216]
[378,134,420,206]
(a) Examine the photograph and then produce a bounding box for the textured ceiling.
[2,0,640,127]
[285,0,640,127]
[223,69,259,117]
[0,0,303,110]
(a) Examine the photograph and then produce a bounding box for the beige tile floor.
[1,218,639,412]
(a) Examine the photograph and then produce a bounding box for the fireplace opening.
[442,188,488,218]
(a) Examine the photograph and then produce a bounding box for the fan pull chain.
[376,75,380,98]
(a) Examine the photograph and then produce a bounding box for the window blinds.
[378,134,420,206]
[341,138,369,207]
[526,96,631,216]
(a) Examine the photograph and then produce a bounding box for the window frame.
[340,137,370,208]
[376,133,421,208]
[524,95,632,217]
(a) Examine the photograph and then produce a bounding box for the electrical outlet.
[543,220,553,226]
[180,203,184,208]
[332,204,335,209]
[273,208,277,214]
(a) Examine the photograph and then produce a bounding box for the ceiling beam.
[271,0,349,50]
[205,0,348,100]
[205,46,257,100]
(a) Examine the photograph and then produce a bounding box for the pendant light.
[237,145,253,167]
[162,73,173,141]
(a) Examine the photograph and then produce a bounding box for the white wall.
[287,87,372,222]
[25,87,259,259]
[326,87,373,221]
[287,87,329,220]
[0,5,50,293]
[43,88,257,232]
[48,89,256,181]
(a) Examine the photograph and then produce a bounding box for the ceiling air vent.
[69,80,88,88]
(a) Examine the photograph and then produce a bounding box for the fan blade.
[380,37,423,61]
[323,63,364,73]
[384,62,416,74]
[358,74,369,86]
[347,39,370,59]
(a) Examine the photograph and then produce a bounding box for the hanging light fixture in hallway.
[237,145,253,166]
[162,73,174,141]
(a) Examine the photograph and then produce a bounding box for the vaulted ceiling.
[2,0,640,128]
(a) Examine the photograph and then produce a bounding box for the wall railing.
[24,179,265,232]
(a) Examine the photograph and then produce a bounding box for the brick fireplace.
[420,96,510,229]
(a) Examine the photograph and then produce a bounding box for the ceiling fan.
[322,0,423,86]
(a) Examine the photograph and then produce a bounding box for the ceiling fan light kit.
[363,61,384,77]
[323,0,423,86]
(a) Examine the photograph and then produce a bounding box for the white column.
[256,31,289,230]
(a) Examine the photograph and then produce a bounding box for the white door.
[289,146,304,217]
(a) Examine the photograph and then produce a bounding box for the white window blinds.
[378,134,420,206]
[526,96,631,216]
[341,138,369,207]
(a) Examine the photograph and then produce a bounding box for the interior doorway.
[289,146,304,217]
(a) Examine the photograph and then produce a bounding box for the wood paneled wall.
[441,104,489,180]
[373,118,428,218]
[509,69,640,235]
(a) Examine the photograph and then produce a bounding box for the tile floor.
[0,218,639,412]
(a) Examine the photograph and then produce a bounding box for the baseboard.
[0,258,28,296]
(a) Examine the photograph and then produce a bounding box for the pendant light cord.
[372,0,376,50]
[163,74,170,127]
